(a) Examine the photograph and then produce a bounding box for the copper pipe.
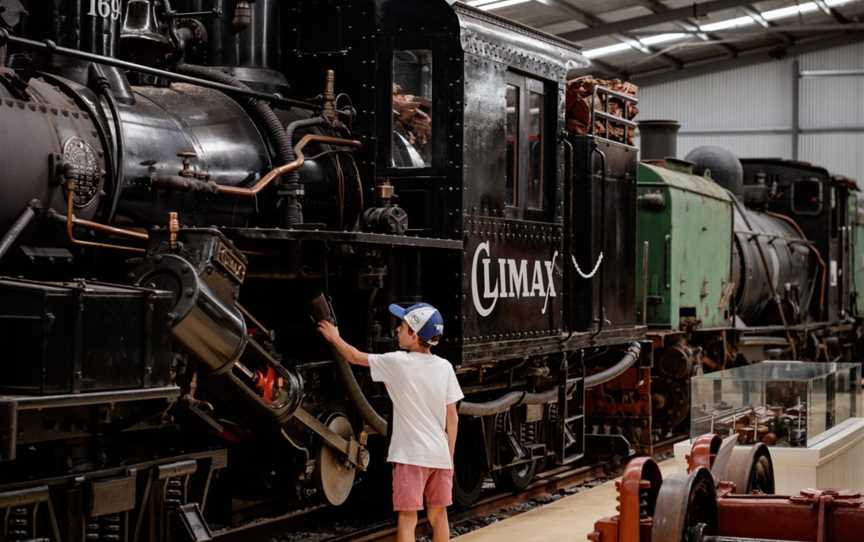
[169,211,179,249]
[216,134,362,197]
[65,183,146,253]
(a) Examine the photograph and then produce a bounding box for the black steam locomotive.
[0,0,859,540]
[0,0,652,538]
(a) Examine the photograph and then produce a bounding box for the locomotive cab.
[741,159,856,324]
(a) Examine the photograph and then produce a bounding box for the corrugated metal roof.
[471,0,864,84]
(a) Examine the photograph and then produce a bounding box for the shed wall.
[637,42,864,183]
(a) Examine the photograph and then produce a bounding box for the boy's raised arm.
[317,320,370,367]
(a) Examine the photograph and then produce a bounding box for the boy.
[318,302,463,542]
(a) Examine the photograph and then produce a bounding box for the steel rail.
[213,436,687,541]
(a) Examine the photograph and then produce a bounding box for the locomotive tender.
[0,0,859,539]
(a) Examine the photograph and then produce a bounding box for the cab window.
[526,89,545,210]
[505,84,519,206]
[792,178,823,215]
[392,49,433,168]
[505,73,548,213]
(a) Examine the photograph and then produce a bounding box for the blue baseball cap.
[389,302,444,345]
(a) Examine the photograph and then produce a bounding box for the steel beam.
[636,0,739,57]
[801,69,864,77]
[587,57,625,77]
[631,32,864,86]
[813,0,850,23]
[537,0,684,67]
[676,127,864,135]
[559,0,755,42]
[792,59,800,160]
[629,24,864,35]
[743,5,795,45]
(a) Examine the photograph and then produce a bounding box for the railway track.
[213,435,686,542]
[328,463,602,542]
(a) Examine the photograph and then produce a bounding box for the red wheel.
[651,468,718,542]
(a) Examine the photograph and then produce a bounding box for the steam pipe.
[584,342,642,389]
[216,134,361,197]
[458,380,581,417]
[333,354,388,435]
[458,392,523,417]
[309,294,388,436]
[52,182,147,254]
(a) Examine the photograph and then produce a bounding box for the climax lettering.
[470,241,559,318]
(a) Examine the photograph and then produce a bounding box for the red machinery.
[589,434,864,541]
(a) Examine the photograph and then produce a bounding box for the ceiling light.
[699,15,756,32]
[469,0,533,10]
[762,2,820,19]
[584,0,859,60]
[584,42,632,59]
[640,32,688,46]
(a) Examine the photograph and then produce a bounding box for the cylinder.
[638,120,680,161]
[134,251,248,373]
[133,228,304,429]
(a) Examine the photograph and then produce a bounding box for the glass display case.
[690,361,861,447]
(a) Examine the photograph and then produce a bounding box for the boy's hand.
[317,320,341,343]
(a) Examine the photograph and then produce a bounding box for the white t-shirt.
[368,351,464,469]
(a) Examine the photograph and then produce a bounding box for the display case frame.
[690,361,861,447]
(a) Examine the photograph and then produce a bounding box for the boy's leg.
[424,469,454,542]
[427,507,449,542]
[392,463,427,541]
[397,511,418,542]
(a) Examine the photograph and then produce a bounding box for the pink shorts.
[392,463,453,511]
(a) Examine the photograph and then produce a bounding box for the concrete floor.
[453,459,682,542]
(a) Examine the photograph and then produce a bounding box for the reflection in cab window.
[527,91,544,210]
[392,50,432,168]
[505,85,519,206]
[505,73,547,212]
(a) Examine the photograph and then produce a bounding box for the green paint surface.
[636,163,734,329]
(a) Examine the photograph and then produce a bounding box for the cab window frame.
[504,71,553,221]
[376,36,448,177]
